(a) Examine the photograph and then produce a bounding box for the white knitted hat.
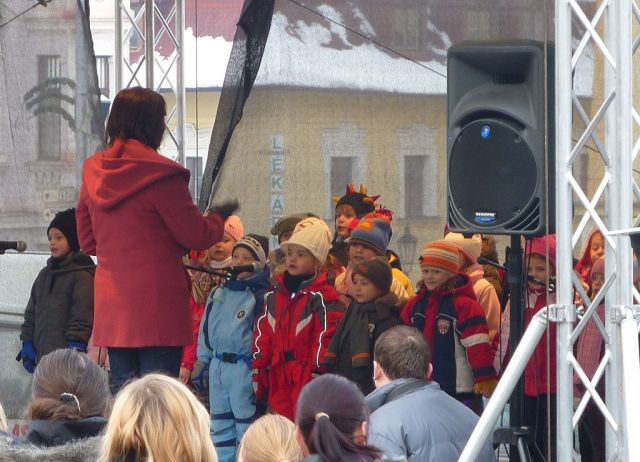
[444,232,482,263]
[280,217,332,264]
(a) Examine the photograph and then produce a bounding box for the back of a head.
[29,349,110,421]
[100,374,217,462]
[105,87,167,150]
[374,326,430,381]
[238,414,302,462]
[296,374,381,462]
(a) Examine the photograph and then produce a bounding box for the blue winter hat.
[347,218,390,256]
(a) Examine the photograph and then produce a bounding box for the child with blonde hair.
[237,414,302,462]
[99,374,217,462]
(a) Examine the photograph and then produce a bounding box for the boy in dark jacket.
[323,257,401,394]
[18,209,95,372]
[401,239,497,415]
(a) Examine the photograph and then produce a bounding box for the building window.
[96,56,110,97]
[186,156,203,204]
[404,156,426,218]
[391,7,420,51]
[37,55,61,160]
[322,123,368,218]
[396,124,438,218]
[330,157,355,200]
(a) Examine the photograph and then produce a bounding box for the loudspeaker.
[447,41,554,236]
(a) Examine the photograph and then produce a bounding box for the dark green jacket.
[20,252,95,361]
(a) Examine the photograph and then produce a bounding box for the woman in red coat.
[76,87,235,393]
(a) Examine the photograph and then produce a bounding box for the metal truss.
[463,1,640,460]
[114,0,186,164]
[556,0,639,460]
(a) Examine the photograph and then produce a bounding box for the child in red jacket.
[252,217,345,420]
[500,234,557,460]
[401,239,497,416]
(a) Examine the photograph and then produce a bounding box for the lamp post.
[397,224,418,273]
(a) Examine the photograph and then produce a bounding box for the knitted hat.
[347,217,391,255]
[419,240,460,276]
[351,257,393,294]
[234,234,268,268]
[47,208,80,252]
[332,183,380,217]
[224,215,244,242]
[270,212,318,242]
[444,232,482,264]
[528,234,557,269]
[280,217,332,264]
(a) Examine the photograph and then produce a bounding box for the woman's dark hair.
[105,87,166,149]
[29,349,110,421]
[296,374,382,462]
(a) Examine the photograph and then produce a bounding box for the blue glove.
[67,340,87,352]
[19,341,36,374]
[191,360,210,392]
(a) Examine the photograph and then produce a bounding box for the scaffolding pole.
[114,0,185,163]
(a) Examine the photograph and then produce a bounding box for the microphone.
[477,256,505,271]
[224,262,263,275]
[0,241,27,253]
[527,275,556,291]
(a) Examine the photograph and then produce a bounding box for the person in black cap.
[18,208,95,373]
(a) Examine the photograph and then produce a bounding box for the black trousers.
[522,393,557,462]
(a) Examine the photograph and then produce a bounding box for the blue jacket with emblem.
[197,266,271,362]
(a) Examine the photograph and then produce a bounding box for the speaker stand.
[504,235,527,461]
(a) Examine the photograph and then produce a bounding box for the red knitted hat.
[419,240,460,276]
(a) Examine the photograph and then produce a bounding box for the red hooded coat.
[76,139,224,347]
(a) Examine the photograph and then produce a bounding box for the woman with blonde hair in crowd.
[99,374,217,462]
[237,414,302,462]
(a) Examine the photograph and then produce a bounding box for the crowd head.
[295,374,382,462]
[373,325,431,383]
[29,348,110,421]
[99,374,217,462]
[237,414,302,462]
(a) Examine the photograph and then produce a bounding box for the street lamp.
[397,224,418,273]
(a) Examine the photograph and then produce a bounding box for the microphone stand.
[184,263,233,280]
[488,236,534,462]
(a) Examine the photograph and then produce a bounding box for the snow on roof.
[151,10,592,98]
[254,11,447,95]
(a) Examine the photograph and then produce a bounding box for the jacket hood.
[225,265,272,293]
[358,292,399,311]
[81,138,189,209]
[24,417,106,447]
[275,271,333,294]
[366,378,434,413]
[431,274,476,299]
[465,263,485,284]
[1,431,102,462]
[48,251,96,273]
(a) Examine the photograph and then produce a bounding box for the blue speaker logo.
[475,212,496,223]
[480,125,492,139]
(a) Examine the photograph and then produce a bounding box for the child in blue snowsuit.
[192,234,271,462]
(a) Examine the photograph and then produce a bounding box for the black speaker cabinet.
[447,41,555,236]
